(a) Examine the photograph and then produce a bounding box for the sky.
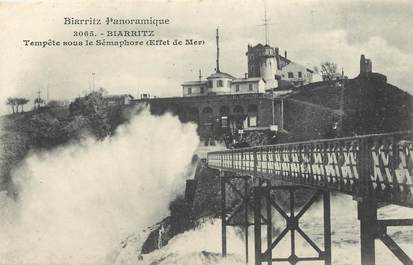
[0,0,412,114]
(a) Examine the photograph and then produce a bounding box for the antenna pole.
[46,69,50,103]
[264,0,269,45]
[36,89,42,109]
[92,73,96,91]
[216,27,220,73]
[46,81,50,103]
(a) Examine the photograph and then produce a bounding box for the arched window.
[233,105,245,130]
[233,105,244,114]
[202,107,213,121]
[202,107,214,131]
[177,108,187,122]
[217,80,223,87]
[247,104,258,127]
[219,106,230,128]
[188,107,199,124]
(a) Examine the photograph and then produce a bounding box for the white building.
[247,44,314,89]
[182,29,313,97]
[182,72,266,97]
[276,61,314,87]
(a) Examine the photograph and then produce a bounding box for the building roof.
[103,94,134,99]
[232,77,262,83]
[182,80,208,86]
[248,43,273,51]
[248,43,314,73]
[279,57,314,73]
[278,54,291,64]
[206,71,235,80]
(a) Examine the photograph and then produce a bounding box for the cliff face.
[140,157,315,254]
[285,73,412,141]
[0,99,140,192]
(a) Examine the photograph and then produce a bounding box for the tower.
[245,1,278,89]
[246,45,278,89]
[360,55,372,74]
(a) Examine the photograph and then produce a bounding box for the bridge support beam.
[254,185,331,265]
[220,173,253,263]
[358,198,377,265]
[357,198,413,265]
[221,174,227,257]
[254,186,263,265]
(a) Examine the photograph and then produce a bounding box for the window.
[207,80,213,88]
[298,71,302,78]
[221,116,228,128]
[217,80,223,87]
[228,81,231,87]
[236,85,240,92]
[200,87,204,94]
[249,116,257,127]
[249,84,253,91]
[188,87,192,95]
[288,72,294,78]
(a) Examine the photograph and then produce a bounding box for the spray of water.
[2,108,413,265]
[0,109,199,264]
[121,194,413,265]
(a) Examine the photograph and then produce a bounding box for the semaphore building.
[132,28,411,145]
[182,29,314,98]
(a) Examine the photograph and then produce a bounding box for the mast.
[263,0,269,45]
[46,81,49,103]
[46,69,50,103]
[216,27,220,73]
[92,72,96,91]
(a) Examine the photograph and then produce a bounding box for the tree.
[68,90,111,139]
[6,97,17,113]
[46,100,61,108]
[16,98,30,112]
[314,62,338,81]
[34,97,45,109]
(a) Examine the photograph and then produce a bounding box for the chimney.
[284,50,287,59]
[199,69,202,81]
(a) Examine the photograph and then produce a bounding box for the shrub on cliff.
[27,112,67,148]
[69,89,112,140]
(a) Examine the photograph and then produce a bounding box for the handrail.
[207,131,413,207]
[208,131,411,154]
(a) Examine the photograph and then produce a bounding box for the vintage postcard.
[0,1,412,264]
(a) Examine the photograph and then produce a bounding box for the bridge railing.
[207,131,413,207]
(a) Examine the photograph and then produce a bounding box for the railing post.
[358,138,377,265]
[254,186,263,265]
[232,151,234,171]
[245,177,249,264]
[358,198,377,265]
[221,172,227,257]
[254,149,258,177]
[266,187,273,265]
[323,190,332,265]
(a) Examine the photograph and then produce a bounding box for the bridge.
[206,131,413,265]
